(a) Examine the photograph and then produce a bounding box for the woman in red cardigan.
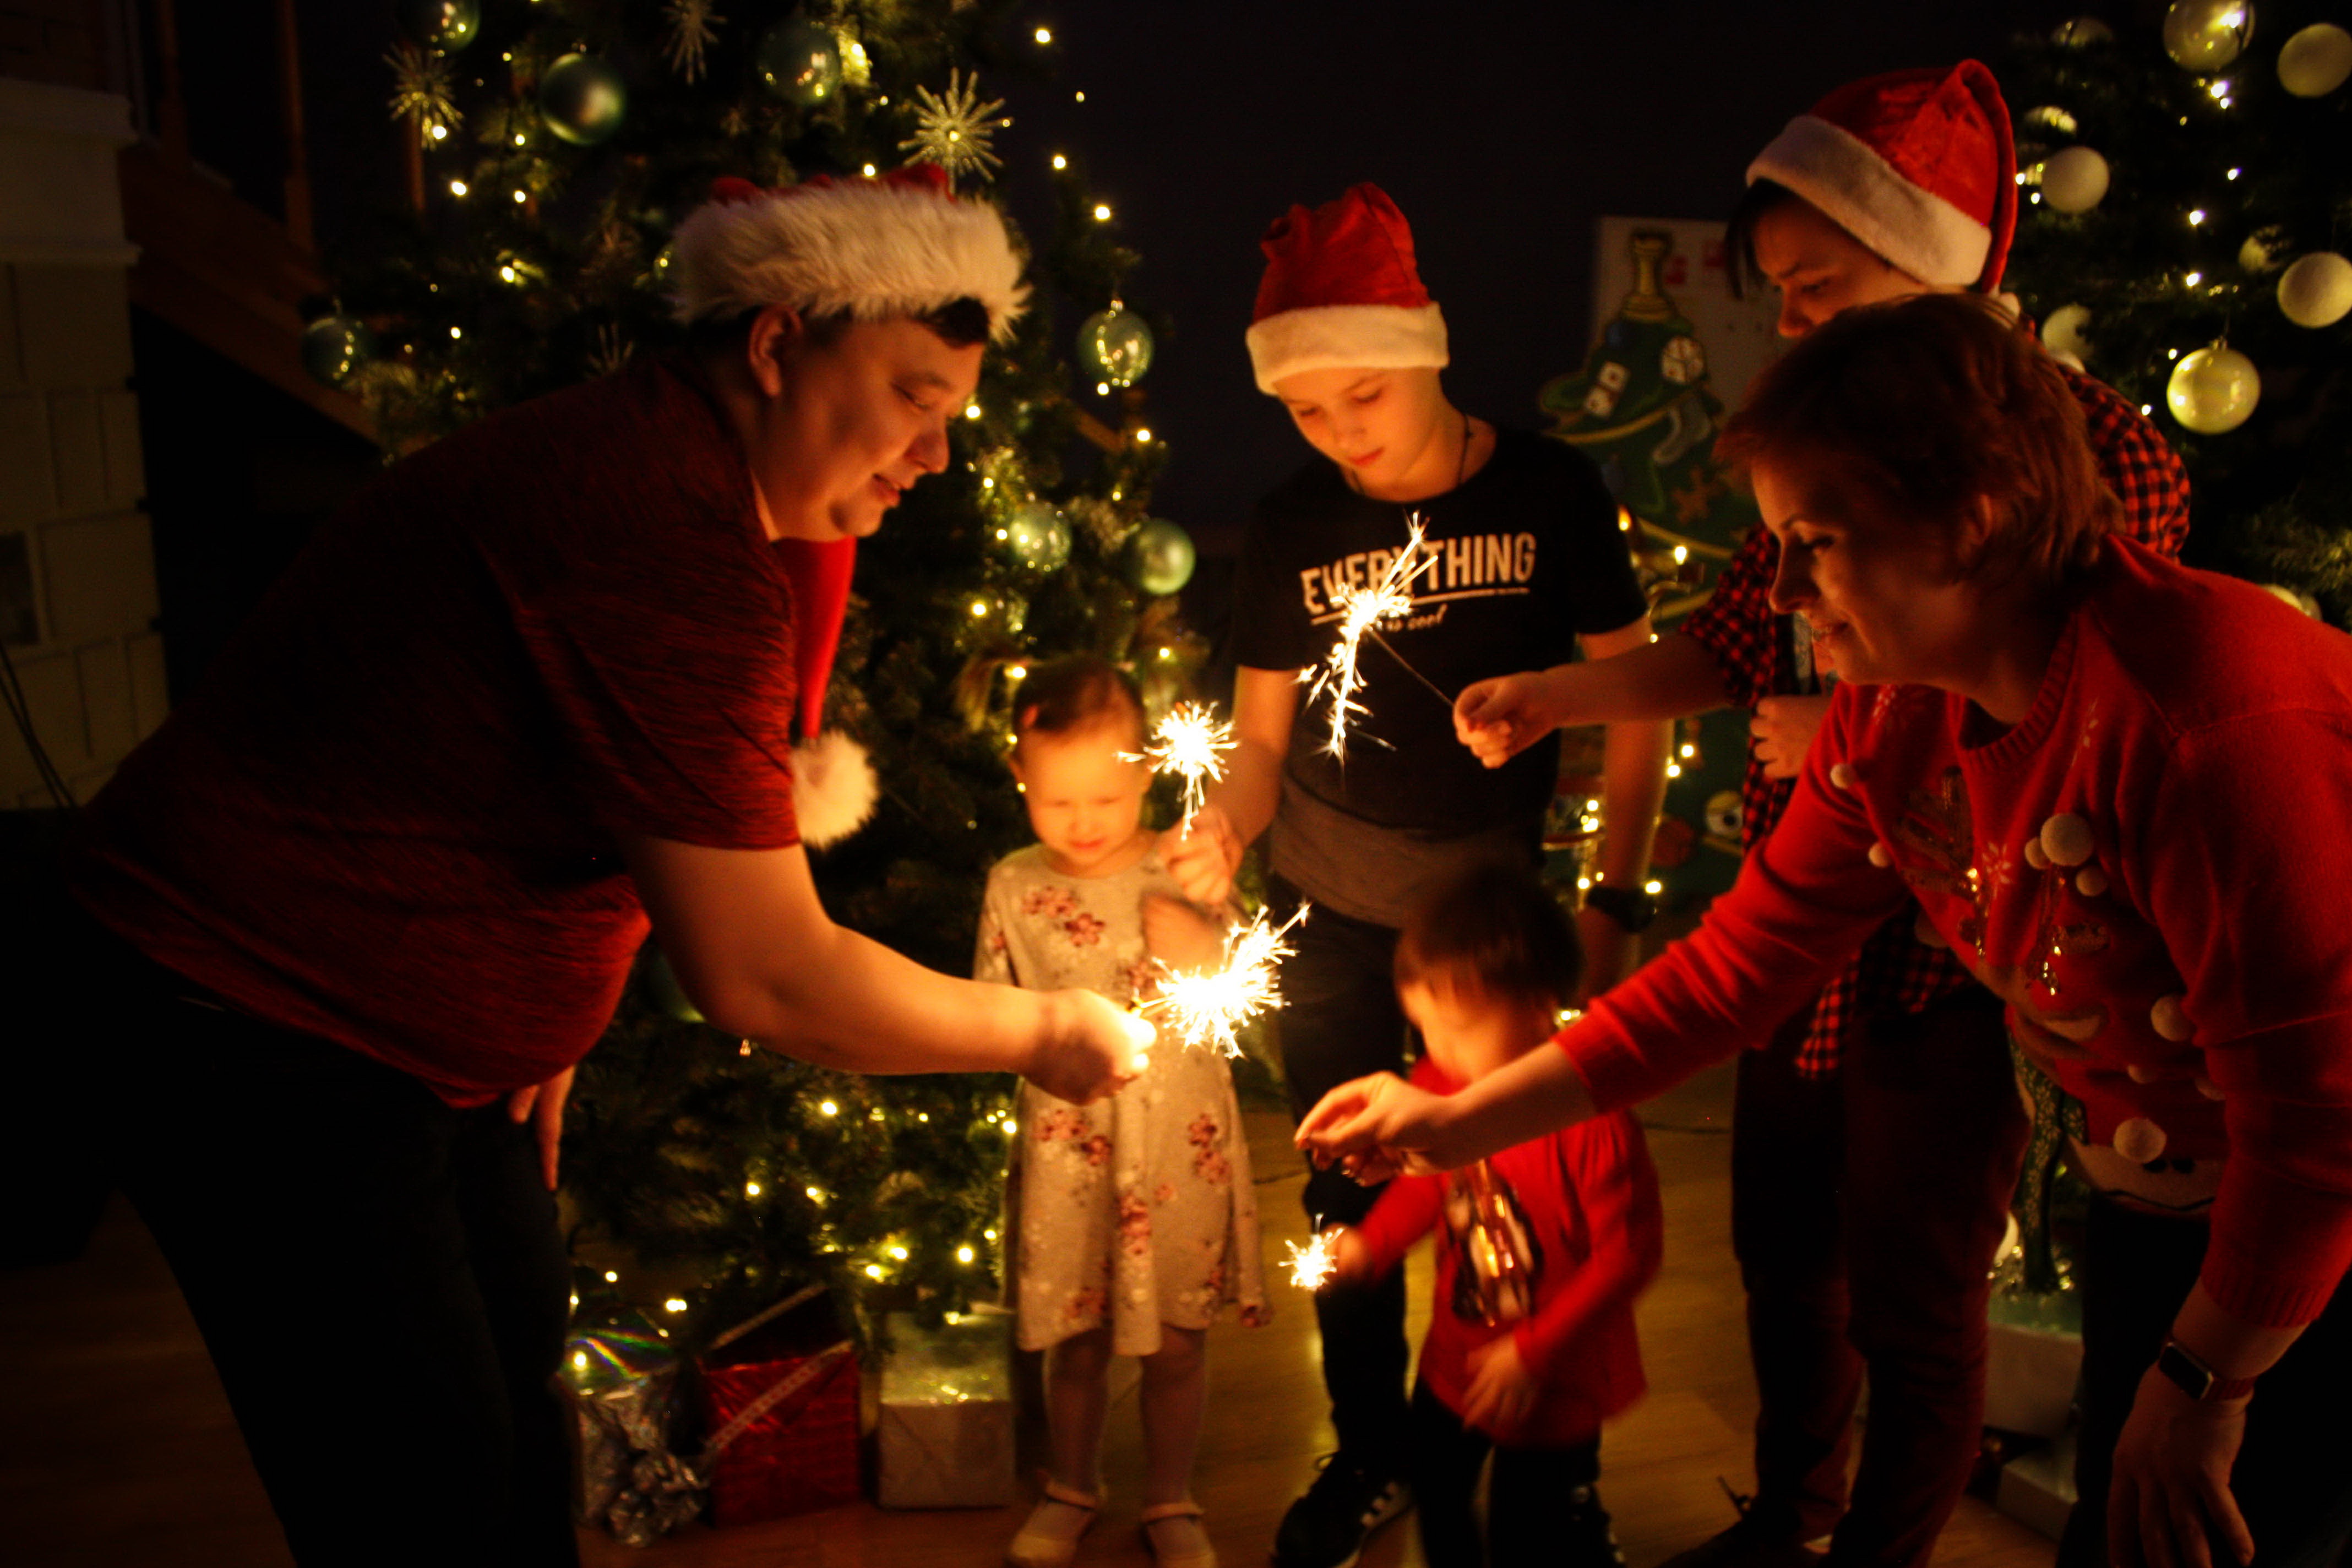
[1303,293,2352,1568]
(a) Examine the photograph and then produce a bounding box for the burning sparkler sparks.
[1283,1232,1338,1292]
[1134,903,1309,1057]
[1301,513,1430,761]
[1128,701,1234,826]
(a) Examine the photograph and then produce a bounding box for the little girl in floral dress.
[976,655,1267,1568]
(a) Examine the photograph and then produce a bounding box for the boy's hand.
[1749,694,1833,780]
[1460,1335,1539,1438]
[1160,806,1243,905]
[1026,990,1152,1104]
[1141,893,1225,973]
[1455,671,1560,769]
[1322,1224,1376,1288]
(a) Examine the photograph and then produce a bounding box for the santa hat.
[1245,183,1449,394]
[1746,61,2017,293]
[670,165,1028,342]
[774,536,878,847]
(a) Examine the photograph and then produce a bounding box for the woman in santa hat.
[1453,62,2191,1568]
[50,168,1147,1566]
[1163,182,1671,1568]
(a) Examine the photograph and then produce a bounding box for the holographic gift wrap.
[562,1306,703,1545]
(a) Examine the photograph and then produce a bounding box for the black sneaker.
[1272,1453,1411,1568]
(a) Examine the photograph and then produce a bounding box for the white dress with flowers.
[976,844,1267,1355]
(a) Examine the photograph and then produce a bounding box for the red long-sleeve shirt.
[1567,539,2352,1329]
[1357,1058,1663,1446]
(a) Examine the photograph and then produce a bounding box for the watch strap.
[2156,1338,2258,1402]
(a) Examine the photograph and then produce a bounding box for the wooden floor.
[1,1061,2054,1568]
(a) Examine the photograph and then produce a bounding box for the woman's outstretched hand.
[1295,1071,1458,1185]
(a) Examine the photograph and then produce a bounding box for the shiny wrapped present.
[562,1306,703,1545]
[875,1307,1015,1509]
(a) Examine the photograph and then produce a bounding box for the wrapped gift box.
[875,1308,1016,1509]
[1984,1287,2083,1439]
[1996,1429,2077,1540]
[699,1288,861,1526]
[562,1306,704,1546]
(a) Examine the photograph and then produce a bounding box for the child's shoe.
[1008,1480,1100,1568]
[1140,1499,1217,1568]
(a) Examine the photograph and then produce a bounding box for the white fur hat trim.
[1246,302,1449,394]
[1749,116,1991,290]
[671,177,1028,344]
[792,731,879,848]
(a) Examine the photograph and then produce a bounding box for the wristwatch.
[2155,1338,2258,1402]
[1582,882,1658,934]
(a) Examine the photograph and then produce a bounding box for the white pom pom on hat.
[1245,183,1449,395]
[670,165,1028,343]
[775,537,878,848]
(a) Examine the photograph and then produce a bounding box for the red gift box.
[698,1291,861,1526]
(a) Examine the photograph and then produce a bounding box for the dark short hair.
[1012,654,1145,749]
[688,295,992,354]
[1395,862,1583,1010]
[1724,178,1805,301]
[1715,292,2118,589]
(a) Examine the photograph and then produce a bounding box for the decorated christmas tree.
[310,0,1204,1339]
[2003,3,2352,619]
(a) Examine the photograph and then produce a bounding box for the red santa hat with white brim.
[669,166,1030,845]
[1746,60,2018,293]
[1245,183,1449,395]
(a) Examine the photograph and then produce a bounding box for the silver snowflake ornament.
[898,69,1008,184]
[663,0,726,84]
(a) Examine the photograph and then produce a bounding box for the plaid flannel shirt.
[1682,363,2190,1075]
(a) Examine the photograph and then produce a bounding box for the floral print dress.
[976,845,1267,1354]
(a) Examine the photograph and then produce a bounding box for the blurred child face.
[1273,365,1453,496]
[1010,719,1153,879]
[1750,199,1930,340]
[1400,977,1555,1085]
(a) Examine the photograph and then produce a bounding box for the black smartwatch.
[1582,882,1658,934]
[2154,1338,2257,1403]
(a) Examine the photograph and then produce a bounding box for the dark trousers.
[2059,1197,2352,1568]
[1730,987,2028,1568]
[1407,1380,1621,1568]
[1272,879,1413,1472]
[63,905,580,1567]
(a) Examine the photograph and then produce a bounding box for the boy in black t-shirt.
[1163,183,1668,1568]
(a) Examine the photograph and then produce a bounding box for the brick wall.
[0,75,159,807]
[0,0,108,92]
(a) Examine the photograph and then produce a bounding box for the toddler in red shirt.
[1321,863,1663,1568]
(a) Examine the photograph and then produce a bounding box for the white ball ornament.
[2163,0,2256,72]
[2113,1117,2169,1163]
[2043,303,2093,360]
[2239,226,2289,274]
[2277,21,2352,97]
[2040,146,2111,215]
[2262,582,2322,617]
[2151,994,2194,1042]
[2039,813,2096,867]
[2278,252,2352,328]
[2166,342,2261,433]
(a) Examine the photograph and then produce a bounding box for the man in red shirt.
[55,169,1145,1566]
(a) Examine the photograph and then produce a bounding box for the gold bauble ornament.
[2163,0,2255,70]
[2041,146,2110,214]
[2277,21,2352,97]
[2278,252,2352,329]
[2165,342,2261,434]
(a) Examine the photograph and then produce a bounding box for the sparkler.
[1299,513,1451,760]
[1283,1233,1338,1292]
[1133,902,1309,1057]
[1128,701,1234,827]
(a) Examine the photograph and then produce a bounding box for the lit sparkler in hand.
[1134,903,1309,1057]
[1301,513,1434,761]
[1129,701,1234,827]
[1283,1233,1338,1292]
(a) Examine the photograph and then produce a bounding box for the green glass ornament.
[1003,503,1072,571]
[395,0,479,52]
[538,53,628,147]
[756,18,842,107]
[2162,0,2255,72]
[1077,305,1155,387]
[1121,519,1195,596]
[300,313,374,387]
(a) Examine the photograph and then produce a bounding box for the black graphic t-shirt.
[1232,426,1646,843]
